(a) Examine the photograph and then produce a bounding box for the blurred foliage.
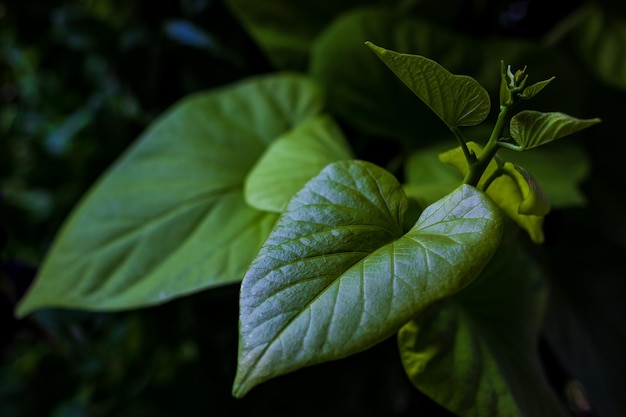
[2,0,626,416]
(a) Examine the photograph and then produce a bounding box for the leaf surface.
[509,111,600,150]
[366,42,491,128]
[233,160,502,397]
[244,114,353,213]
[520,77,555,100]
[439,142,545,243]
[17,74,324,316]
[398,240,567,417]
[310,8,583,144]
[574,4,626,90]
[225,0,394,70]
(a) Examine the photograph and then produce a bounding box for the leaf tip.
[14,295,37,319]
[232,370,256,399]
[364,40,384,56]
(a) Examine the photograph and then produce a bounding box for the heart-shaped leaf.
[244,114,353,213]
[16,73,324,316]
[509,111,601,151]
[233,160,502,397]
[439,142,545,243]
[366,42,491,128]
[398,240,567,417]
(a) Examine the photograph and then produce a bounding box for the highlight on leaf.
[509,111,601,151]
[233,160,502,397]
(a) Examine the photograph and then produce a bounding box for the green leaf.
[233,160,502,397]
[366,41,490,128]
[403,142,462,208]
[310,8,584,144]
[520,77,555,100]
[439,142,545,243]
[244,114,353,213]
[398,240,567,417]
[406,141,590,211]
[503,163,550,216]
[225,0,394,70]
[574,4,626,90]
[499,61,513,106]
[499,144,590,208]
[509,111,601,151]
[16,73,325,316]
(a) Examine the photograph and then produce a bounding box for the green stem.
[463,105,510,186]
[451,127,474,165]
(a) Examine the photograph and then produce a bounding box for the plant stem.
[463,105,510,186]
[451,127,474,165]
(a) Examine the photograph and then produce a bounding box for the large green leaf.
[233,160,502,397]
[16,73,325,316]
[366,42,490,128]
[509,111,601,151]
[573,4,626,90]
[310,7,583,144]
[225,0,396,70]
[398,239,567,417]
[439,142,545,243]
[244,114,353,213]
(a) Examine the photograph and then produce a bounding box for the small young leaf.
[398,240,568,417]
[244,115,353,213]
[439,142,546,243]
[310,9,583,144]
[233,161,502,397]
[503,163,550,216]
[16,74,324,316]
[499,61,513,106]
[510,111,601,150]
[501,145,589,208]
[366,41,491,128]
[520,77,555,100]
[407,142,590,211]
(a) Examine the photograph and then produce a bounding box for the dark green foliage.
[3,1,626,416]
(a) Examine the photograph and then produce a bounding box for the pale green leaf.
[510,111,601,150]
[399,240,567,417]
[504,163,550,216]
[439,142,545,243]
[233,160,502,397]
[499,61,513,106]
[244,114,353,213]
[500,145,589,208]
[366,41,490,128]
[16,73,325,316]
[406,142,590,211]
